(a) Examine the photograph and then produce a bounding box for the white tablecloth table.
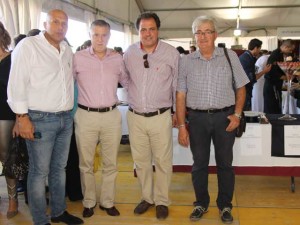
[172,123,300,177]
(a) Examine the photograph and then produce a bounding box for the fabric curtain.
[0,0,18,40]
[17,0,43,35]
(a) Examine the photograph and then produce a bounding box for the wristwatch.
[234,112,242,119]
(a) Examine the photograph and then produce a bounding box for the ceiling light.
[234,29,241,36]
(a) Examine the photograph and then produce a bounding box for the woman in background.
[0,21,19,218]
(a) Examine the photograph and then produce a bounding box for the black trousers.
[263,79,282,114]
[188,107,236,210]
[65,129,83,201]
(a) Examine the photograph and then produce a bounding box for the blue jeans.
[26,110,73,225]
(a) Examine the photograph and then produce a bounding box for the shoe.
[82,204,96,218]
[156,205,168,220]
[99,205,120,216]
[7,198,18,219]
[134,200,154,215]
[51,211,83,224]
[220,207,233,224]
[189,206,208,221]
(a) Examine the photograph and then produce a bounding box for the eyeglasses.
[194,30,215,36]
[143,54,149,68]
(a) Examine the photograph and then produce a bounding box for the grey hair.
[192,16,217,34]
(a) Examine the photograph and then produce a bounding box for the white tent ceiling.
[134,0,300,38]
[68,0,300,39]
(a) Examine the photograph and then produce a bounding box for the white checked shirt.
[177,47,249,109]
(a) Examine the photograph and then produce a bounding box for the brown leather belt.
[78,104,117,112]
[129,107,170,117]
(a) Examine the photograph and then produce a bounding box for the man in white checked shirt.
[123,12,179,220]
[176,16,249,224]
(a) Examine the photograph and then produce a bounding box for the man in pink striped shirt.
[73,20,128,218]
[123,12,179,220]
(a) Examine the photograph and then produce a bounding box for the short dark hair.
[91,20,110,29]
[190,45,196,51]
[27,29,41,37]
[248,38,262,50]
[281,39,294,47]
[176,46,185,54]
[14,34,26,46]
[135,12,160,30]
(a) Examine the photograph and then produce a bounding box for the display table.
[172,121,300,177]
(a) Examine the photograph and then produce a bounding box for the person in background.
[13,34,27,197]
[189,45,196,53]
[124,11,179,220]
[251,50,270,112]
[176,46,186,57]
[76,40,92,51]
[114,46,124,55]
[176,16,249,224]
[73,19,128,218]
[16,28,42,204]
[239,38,271,111]
[13,34,26,47]
[0,21,19,219]
[27,29,41,37]
[7,9,83,225]
[263,39,295,114]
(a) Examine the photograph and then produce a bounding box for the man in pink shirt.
[123,12,179,220]
[73,19,128,218]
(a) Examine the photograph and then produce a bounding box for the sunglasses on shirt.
[143,54,149,68]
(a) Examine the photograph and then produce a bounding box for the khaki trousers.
[127,109,173,206]
[74,107,121,208]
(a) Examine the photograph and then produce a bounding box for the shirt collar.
[192,46,223,60]
[89,47,113,58]
[40,31,67,51]
[138,40,160,54]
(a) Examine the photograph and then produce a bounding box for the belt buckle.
[208,109,213,114]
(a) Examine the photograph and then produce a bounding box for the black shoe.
[99,205,120,216]
[220,207,233,224]
[82,207,94,218]
[51,211,83,224]
[134,200,154,215]
[189,206,208,221]
[156,205,168,220]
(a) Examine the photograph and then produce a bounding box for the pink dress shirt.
[73,47,128,108]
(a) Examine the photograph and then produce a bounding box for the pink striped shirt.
[73,47,128,108]
[124,40,179,112]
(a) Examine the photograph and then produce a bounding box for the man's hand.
[178,126,189,147]
[12,121,20,138]
[226,114,240,132]
[17,116,35,140]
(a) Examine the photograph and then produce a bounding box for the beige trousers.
[74,107,121,208]
[127,109,173,206]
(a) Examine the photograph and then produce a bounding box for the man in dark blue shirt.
[239,39,271,110]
